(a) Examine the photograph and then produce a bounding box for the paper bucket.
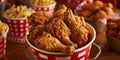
[26,23,96,60]
[0,23,9,58]
[7,18,29,44]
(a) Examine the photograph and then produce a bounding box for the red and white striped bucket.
[33,2,56,13]
[7,18,29,44]
[0,24,9,58]
[26,23,96,60]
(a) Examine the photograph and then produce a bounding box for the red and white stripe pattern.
[7,18,29,37]
[31,45,92,60]
[0,0,7,3]
[0,35,7,58]
[7,32,26,44]
[33,3,56,13]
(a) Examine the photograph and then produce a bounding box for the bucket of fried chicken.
[0,20,9,58]
[31,0,56,13]
[74,1,113,33]
[26,5,96,60]
[107,18,120,53]
[4,5,34,44]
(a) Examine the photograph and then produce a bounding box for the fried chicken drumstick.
[46,18,75,46]
[35,32,74,55]
[64,9,89,47]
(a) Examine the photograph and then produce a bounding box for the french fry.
[4,5,34,18]
[0,21,7,35]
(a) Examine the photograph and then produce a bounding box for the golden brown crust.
[78,1,113,20]
[34,32,74,55]
[107,18,120,40]
[28,11,53,26]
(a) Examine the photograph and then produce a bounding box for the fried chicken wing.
[28,11,53,26]
[35,32,74,55]
[78,10,92,18]
[54,5,67,17]
[82,1,104,11]
[64,9,89,47]
[46,18,75,46]
[101,6,113,16]
[79,1,113,20]
[107,22,118,29]
[90,10,107,20]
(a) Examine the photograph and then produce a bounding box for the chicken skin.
[54,5,67,17]
[28,11,53,26]
[28,25,45,45]
[46,18,75,46]
[35,32,74,55]
[64,9,89,47]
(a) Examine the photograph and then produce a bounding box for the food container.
[107,35,120,53]
[0,23,9,58]
[85,18,107,33]
[6,18,29,44]
[26,23,97,60]
[33,2,56,13]
[74,1,107,33]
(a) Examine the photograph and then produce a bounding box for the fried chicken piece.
[107,22,118,29]
[46,18,75,46]
[28,11,53,26]
[35,32,74,55]
[80,1,113,20]
[101,7,113,16]
[117,31,120,40]
[54,5,67,17]
[90,10,107,20]
[28,25,45,45]
[82,1,104,11]
[64,9,89,47]
[117,19,120,29]
[78,10,92,18]
[107,29,118,37]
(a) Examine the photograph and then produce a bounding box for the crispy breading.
[46,18,75,46]
[28,11,53,26]
[35,32,74,55]
[64,9,89,47]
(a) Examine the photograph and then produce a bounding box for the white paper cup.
[0,23,9,58]
[26,23,96,60]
